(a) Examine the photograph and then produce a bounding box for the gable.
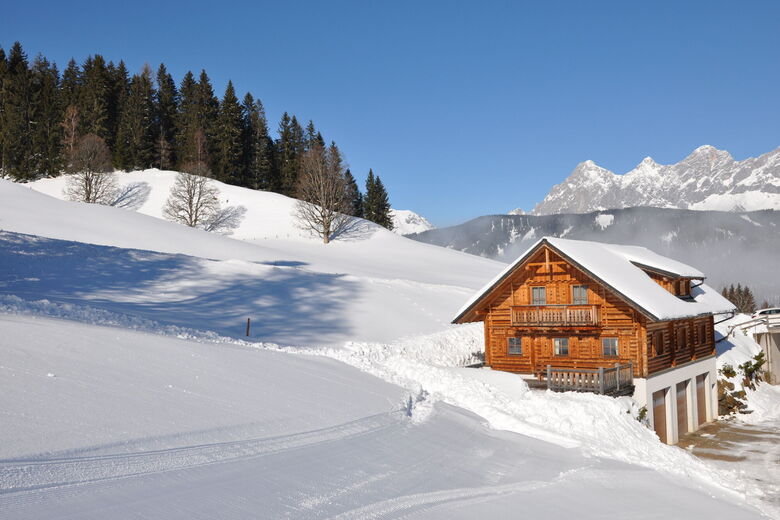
[452,237,734,324]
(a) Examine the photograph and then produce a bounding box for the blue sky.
[3,1,779,226]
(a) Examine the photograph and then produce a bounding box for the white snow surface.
[456,236,733,322]
[0,174,772,518]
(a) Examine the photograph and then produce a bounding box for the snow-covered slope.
[0,313,764,519]
[390,209,435,235]
[1,172,775,517]
[533,145,780,214]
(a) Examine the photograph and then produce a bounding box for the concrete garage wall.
[633,356,717,444]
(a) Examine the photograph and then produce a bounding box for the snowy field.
[0,173,775,518]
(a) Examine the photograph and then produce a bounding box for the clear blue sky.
[3,1,779,226]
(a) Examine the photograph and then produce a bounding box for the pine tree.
[78,55,111,140]
[114,66,156,169]
[276,112,304,195]
[363,169,393,230]
[154,63,178,169]
[2,42,35,180]
[106,60,129,153]
[195,69,218,170]
[304,120,324,150]
[241,92,275,190]
[30,56,62,176]
[343,169,363,217]
[175,71,198,165]
[0,46,7,175]
[213,80,244,184]
[60,58,81,108]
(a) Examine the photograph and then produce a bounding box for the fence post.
[246,318,251,337]
[547,365,552,390]
[598,367,605,394]
[615,362,620,391]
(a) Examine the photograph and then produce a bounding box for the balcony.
[510,305,600,327]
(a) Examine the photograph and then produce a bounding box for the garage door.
[652,389,667,444]
[676,381,689,436]
[696,374,707,425]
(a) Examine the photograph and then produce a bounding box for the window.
[532,286,546,305]
[602,337,618,356]
[698,324,707,345]
[572,285,588,305]
[507,337,522,355]
[653,331,664,356]
[553,338,569,356]
[677,328,688,351]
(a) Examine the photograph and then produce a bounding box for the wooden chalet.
[453,237,735,444]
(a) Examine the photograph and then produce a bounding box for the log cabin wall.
[483,246,648,377]
[644,271,693,297]
[646,314,715,375]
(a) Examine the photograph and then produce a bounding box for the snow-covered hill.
[533,145,780,214]
[0,173,775,517]
[390,208,435,235]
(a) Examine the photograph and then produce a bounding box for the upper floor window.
[602,337,619,356]
[653,331,664,356]
[676,327,688,351]
[698,324,707,345]
[572,285,588,305]
[553,337,569,356]
[532,286,546,306]
[508,337,522,355]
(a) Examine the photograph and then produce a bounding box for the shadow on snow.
[0,231,358,345]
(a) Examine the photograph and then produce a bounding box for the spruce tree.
[343,169,363,218]
[30,56,62,176]
[114,66,156,170]
[0,46,6,174]
[242,92,275,190]
[78,55,111,140]
[213,80,244,184]
[106,60,129,153]
[363,169,393,230]
[155,63,178,169]
[60,58,81,108]
[195,70,218,170]
[276,112,304,195]
[175,71,198,165]
[2,42,35,180]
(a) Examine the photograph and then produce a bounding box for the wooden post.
[598,367,605,394]
[615,363,620,391]
[246,318,251,337]
[546,365,552,390]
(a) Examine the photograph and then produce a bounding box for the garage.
[652,388,667,444]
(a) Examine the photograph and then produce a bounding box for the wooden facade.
[462,244,716,379]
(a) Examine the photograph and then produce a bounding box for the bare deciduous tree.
[163,161,245,234]
[295,144,351,244]
[64,134,117,204]
[61,105,80,167]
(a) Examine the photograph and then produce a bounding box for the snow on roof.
[453,236,735,323]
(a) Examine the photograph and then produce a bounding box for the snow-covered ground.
[0,173,775,518]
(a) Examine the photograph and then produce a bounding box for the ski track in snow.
[0,410,403,496]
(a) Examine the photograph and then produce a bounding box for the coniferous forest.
[0,42,393,227]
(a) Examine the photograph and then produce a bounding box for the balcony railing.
[510,305,600,327]
[547,363,634,396]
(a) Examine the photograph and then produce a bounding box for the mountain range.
[407,207,780,303]
[531,145,780,215]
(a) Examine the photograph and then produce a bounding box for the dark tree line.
[0,42,394,229]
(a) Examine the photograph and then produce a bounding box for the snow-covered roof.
[453,236,735,323]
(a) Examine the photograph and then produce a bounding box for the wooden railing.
[511,305,600,327]
[546,362,633,395]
